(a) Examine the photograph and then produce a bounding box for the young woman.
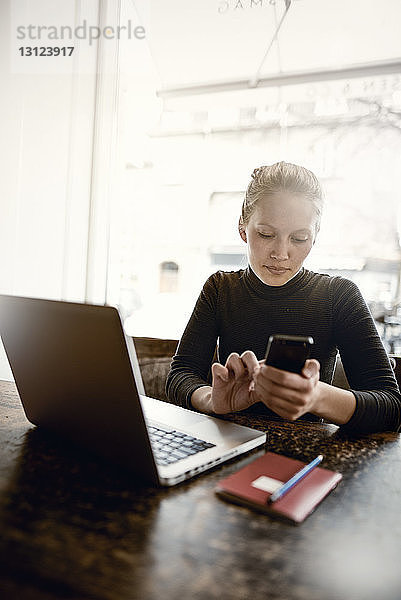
[166,162,401,434]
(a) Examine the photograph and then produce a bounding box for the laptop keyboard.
[148,424,216,466]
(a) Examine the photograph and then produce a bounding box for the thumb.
[302,358,320,379]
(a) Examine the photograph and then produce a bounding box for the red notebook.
[215,452,342,524]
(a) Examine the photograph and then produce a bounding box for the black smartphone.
[264,334,314,374]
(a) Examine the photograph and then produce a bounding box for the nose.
[270,238,289,261]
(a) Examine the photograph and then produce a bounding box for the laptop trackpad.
[140,395,206,428]
[140,395,255,446]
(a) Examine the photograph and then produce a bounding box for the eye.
[292,236,309,243]
[258,232,274,239]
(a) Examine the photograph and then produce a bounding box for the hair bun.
[251,166,265,180]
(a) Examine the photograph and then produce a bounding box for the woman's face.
[241,191,317,286]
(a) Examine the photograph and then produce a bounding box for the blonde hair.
[240,161,324,236]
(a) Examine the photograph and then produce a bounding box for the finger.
[257,377,309,406]
[249,353,265,392]
[211,362,229,383]
[225,352,246,379]
[259,363,309,392]
[240,350,260,378]
[261,394,304,421]
[302,359,320,379]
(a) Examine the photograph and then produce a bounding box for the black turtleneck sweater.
[165,266,401,434]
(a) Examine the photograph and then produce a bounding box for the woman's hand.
[210,351,260,414]
[252,358,321,420]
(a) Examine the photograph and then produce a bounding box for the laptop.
[0,295,266,486]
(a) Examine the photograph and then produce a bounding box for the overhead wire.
[249,0,292,88]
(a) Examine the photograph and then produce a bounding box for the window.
[104,0,401,348]
[160,261,179,293]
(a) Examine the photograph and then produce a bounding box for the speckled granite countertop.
[1,380,401,600]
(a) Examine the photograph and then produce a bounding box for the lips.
[265,266,291,275]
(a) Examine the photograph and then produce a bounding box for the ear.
[238,218,247,243]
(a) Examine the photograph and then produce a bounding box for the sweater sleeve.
[165,273,220,409]
[331,277,401,434]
